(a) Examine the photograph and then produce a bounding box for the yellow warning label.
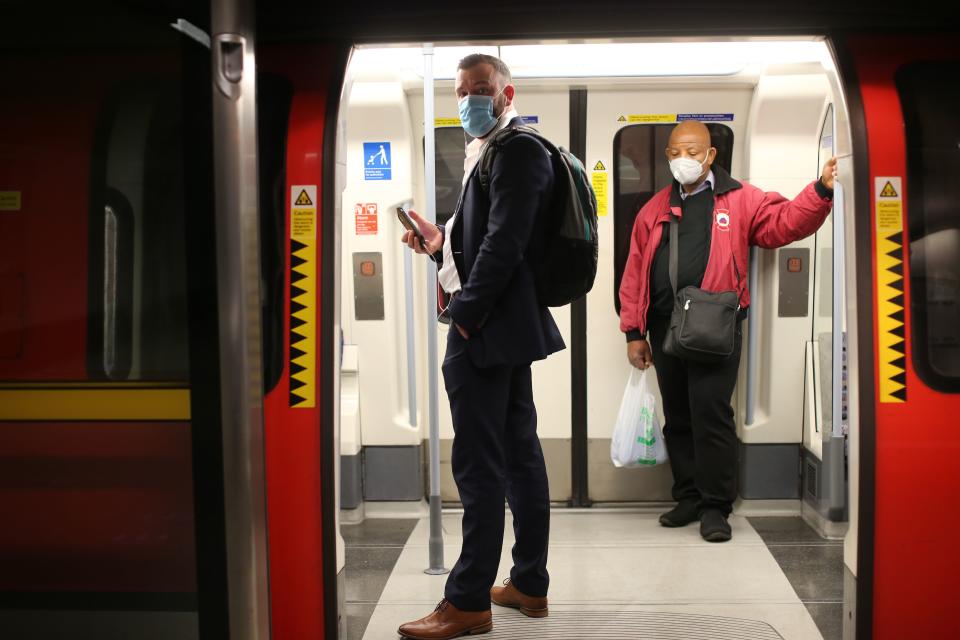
[0,191,21,211]
[874,177,905,403]
[290,185,317,409]
[295,189,314,206]
[627,114,677,124]
[877,201,902,235]
[593,160,606,171]
[592,171,609,218]
[879,181,899,198]
[435,118,462,127]
[617,115,627,122]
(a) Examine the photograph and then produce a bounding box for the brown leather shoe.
[398,599,492,639]
[490,579,548,618]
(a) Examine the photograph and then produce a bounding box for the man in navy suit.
[398,53,564,639]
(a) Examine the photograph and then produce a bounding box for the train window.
[430,127,471,226]
[896,62,960,392]
[86,81,191,381]
[612,123,734,314]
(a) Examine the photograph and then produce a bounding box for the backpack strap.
[476,125,554,194]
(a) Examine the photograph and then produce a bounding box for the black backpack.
[477,125,599,307]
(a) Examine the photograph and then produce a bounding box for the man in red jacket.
[618,120,837,542]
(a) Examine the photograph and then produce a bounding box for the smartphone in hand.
[397,207,427,250]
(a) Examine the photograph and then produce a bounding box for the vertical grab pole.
[832,186,846,439]
[827,167,848,519]
[423,43,448,576]
[745,246,760,426]
[403,223,418,427]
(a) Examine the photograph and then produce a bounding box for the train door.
[255,44,350,639]
[584,82,750,502]
[0,5,346,638]
[582,45,848,509]
[837,36,960,639]
[0,8,209,640]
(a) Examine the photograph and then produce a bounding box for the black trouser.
[441,331,551,612]
[648,314,742,516]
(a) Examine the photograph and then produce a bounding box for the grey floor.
[748,517,844,640]
[343,514,843,640]
[342,518,420,640]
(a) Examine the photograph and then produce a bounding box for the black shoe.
[659,501,700,527]
[700,509,732,542]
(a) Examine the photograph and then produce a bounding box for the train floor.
[342,509,843,640]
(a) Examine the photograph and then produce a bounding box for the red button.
[787,257,802,273]
[360,261,376,277]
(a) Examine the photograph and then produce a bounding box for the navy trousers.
[441,330,551,612]
[648,313,742,515]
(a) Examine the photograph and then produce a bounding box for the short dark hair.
[457,53,513,87]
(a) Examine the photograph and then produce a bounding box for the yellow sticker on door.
[592,170,609,217]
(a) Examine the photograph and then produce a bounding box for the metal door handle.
[214,34,245,99]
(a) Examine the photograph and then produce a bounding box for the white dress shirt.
[679,170,715,200]
[438,107,520,295]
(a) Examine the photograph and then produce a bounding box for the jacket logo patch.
[715,209,731,230]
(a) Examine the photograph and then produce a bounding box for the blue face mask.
[458,92,503,138]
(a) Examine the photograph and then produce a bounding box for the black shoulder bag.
[661,215,740,363]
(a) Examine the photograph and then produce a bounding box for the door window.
[896,62,960,392]
[612,123,734,314]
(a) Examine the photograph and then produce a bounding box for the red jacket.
[618,166,833,338]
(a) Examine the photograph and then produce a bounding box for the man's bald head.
[668,121,712,148]
[665,121,717,191]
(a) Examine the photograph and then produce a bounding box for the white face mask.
[669,156,707,185]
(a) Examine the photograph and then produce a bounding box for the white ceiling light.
[350,40,829,80]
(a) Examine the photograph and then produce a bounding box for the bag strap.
[477,125,556,194]
[668,215,679,296]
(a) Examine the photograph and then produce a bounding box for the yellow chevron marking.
[875,176,905,403]
[290,185,317,408]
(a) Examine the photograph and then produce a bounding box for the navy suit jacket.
[440,117,566,368]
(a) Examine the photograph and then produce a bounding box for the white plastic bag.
[610,368,668,468]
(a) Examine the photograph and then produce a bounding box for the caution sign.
[617,115,627,122]
[294,188,313,206]
[0,191,21,211]
[875,176,906,403]
[592,165,609,218]
[435,118,461,127]
[626,114,677,124]
[290,185,317,408]
[355,203,378,235]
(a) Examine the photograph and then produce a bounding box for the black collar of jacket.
[669,164,742,208]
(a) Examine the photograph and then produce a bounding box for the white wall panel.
[740,67,831,445]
